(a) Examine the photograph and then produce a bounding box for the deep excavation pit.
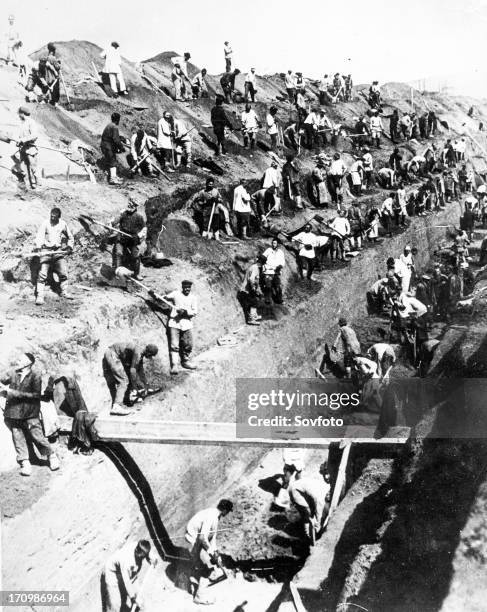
[1,201,461,611]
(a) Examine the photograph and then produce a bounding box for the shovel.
[79,214,132,238]
[100,264,174,309]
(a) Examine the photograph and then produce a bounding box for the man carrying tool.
[34,207,74,305]
[102,539,154,612]
[1,352,60,477]
[191,177,231,239]
[101,112,125,185]
[111,197,146,281]
[262,238,285,304]
[129,127,157,176]
[282,155,303,209]
[220,68,240,103]
[332,318,361,378]
[171,62,186,101]
[211,96,234,156]
[185,499,234,605]
[240,103,261,150]
[252,185,278,227]
[327,152,347,210]
[156,111,175,173]
[191,68,208,98]
[11,106,38,189]
[173,116,193,168]
[266,106,279,149]
[151,281,198,374]
[102,342,159,415]
[329,210,351,261]
[233,178,252,239]
[100,42,127,97]
[240,255,263,325]
[41,42,61,106]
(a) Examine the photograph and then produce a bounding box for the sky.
[5,0,487,96]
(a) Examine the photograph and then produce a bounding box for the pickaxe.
[78,214,132,239]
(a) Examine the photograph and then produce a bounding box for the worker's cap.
[47,42,56,52]
[338,317,347,326]
[353,116,359,121]
[422,274,431,281]
[217,499,234,513]
[386,257,395,266]
[144,344,159,357]
[296,72,302,75]
[184,52,191,59]
[182,280,193,287]
[18,106,30,116]
[404,245,411,251]
[174,62,180,67]
[135,540,151,559]
[111,41,120,48]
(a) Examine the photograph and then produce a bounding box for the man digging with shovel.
[110,197,146,281]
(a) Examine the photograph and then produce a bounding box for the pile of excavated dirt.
[3,39,487,611]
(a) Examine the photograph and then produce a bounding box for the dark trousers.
[286,88,296,103]
[168,327,193,366]
[213,128,226,154]
[297,255,315,279]
[262,273,283,303]
[244,82,255,102]
[327,175,342,204]
[113,241,141,277]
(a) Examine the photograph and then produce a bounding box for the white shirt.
[362,152,373,170]
[171,57,189,79]
[166,290,198,330]
[173,119,191,142]
[304,112,319,127]
[381,197,394,215]
[35,219,74,250]
[370,116,383,131]
[398,295,427,318]
[263,247,285,274]
[262,166,281,189]
[368,343,396,362]
[399,252,413,271]
[157,117,173,149]
[224,44,233,59]
[104,541,144,600]
[329,216,350,237]
[101,46,122,74]
[354,356,379,378]
[186,507,219,549]
[293,231,318,258]
[245,71,256,84]
[241,109,259,130]
[18,117,38,147]
[233,184,251,213]
[329,159,347,176]
[285,73,296,88]
[266,113,278,135]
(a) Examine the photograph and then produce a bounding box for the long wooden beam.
[59,416,408,447]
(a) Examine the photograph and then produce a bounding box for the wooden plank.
[322,441,352,530]
[58,416,407,447]
[289,581,308,612]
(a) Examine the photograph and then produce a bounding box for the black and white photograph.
[1,1,487,610]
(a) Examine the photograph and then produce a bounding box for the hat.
[144,344,158,357]
[182,280,193,287]
[404,245,411,251]
[18,106,30,116]
[111,41,120,48]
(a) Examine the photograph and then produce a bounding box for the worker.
[362,146,374,189]
[293,224,319,280]
[266,106,279,149]
[370,110,384,148]
[262,238,285,303]
[367,343,396,379]
[349,156,364,196]
[400,113,412,140]
[224,41,233,72]
[233,178,252,238]
[102,539,153,612]
[377,167,395,189]
[41,42,61,106]
[295,72,306,95]
[353,116,369,149]
[380,193,395,237]
[151,281,198,374]
[191,177,232,239]
[366,277,389,314]
[1,352,60,476]
[344,74,353,101]
[111,197,146,280]
[284,70,297,103]
[398,245,414,293]
[262,159,282,197]
[240,103,261,150]
[244,67,257,102]
[220,69,240,103]
[171,52,192,85]
[347,201,364,250]
[240,256,263,325]
[171,62,185,101]
[173,116,193,167]
[369,81,381,108]
[185,499,234,605]
[332,318,361,378]
[11,106,38,189]
[5,14,20,65]
[100,41,127,97]
[102,342,158,415]
[100,112,125,185]
[34,207,74,305]
[252,185,278,225]
[284,464,330,544]
[282,155,303,209]
[211,96,234,156]
[310,156,329,208]
[156,111,175,173]
[388,109,400,143]
[303,109,319,150]
[327,152,347,210]
[329,210,351,261]
[129,127,156,176]
[318,74,330,105]
[191,68,208,98]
